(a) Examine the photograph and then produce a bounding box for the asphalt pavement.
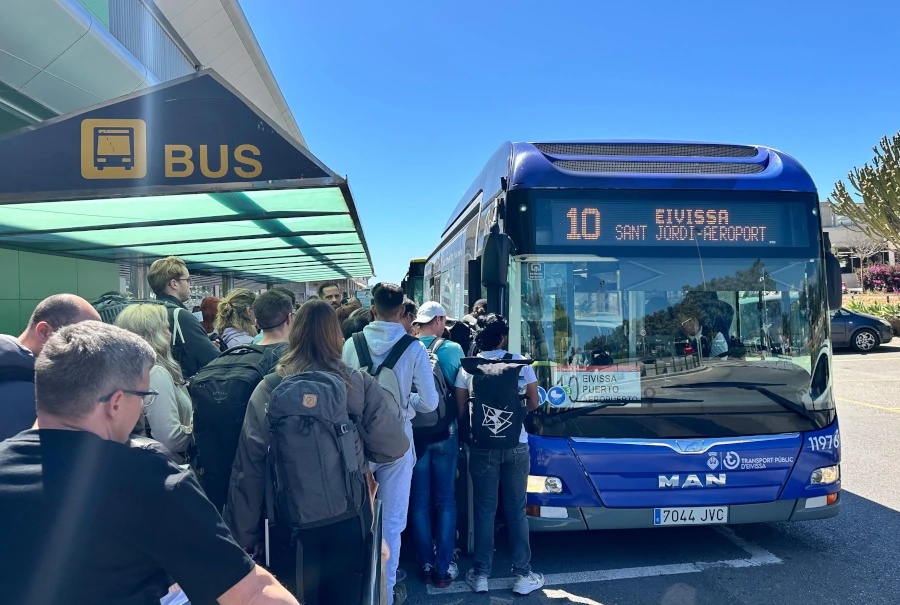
[399,342,900,605]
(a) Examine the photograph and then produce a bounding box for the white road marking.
[543,588,607,604]
[425,526,781,595]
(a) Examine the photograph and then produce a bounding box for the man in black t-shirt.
[0,321,298,605]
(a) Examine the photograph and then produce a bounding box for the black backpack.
[461,356,533,450]
[410,338,454,435]
[189,343,287,510]
[264,371,367,530]
[92,293,176,324]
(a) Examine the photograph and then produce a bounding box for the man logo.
[659,474,727,488]
[81,119,147,179]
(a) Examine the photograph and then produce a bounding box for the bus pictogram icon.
[94,127,135,170]
[80,119,147,179]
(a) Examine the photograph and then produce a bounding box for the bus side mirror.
[482,228,510,288]
[823,233,842,310]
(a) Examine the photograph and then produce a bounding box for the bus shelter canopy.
[0,70,374,283]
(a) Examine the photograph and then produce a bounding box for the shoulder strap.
[263,373,284,392]
[0,366,34,383]
[428,338,445,354]
[502,352,513,360]
[171,307,185,346]
[379,335,418,372]
[352,332,375,372]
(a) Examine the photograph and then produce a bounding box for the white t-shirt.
[455,349,536,444]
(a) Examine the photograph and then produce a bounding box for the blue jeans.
[409,430,458,574]
[470,443,532,578]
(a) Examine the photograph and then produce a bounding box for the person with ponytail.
[215,289,258,349]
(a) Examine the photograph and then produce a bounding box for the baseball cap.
[414,301,447,325]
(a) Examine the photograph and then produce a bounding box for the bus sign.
[555,365,641,404]
[81,119,147,179]
[544,200,809,247]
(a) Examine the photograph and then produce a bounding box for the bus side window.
[476,202,496,256]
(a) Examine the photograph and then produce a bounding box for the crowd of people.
[0,254,545,605]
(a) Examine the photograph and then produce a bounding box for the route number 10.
[566,207,601,241]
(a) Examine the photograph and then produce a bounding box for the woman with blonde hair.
[116,303,194,462]
[215,288,258,349]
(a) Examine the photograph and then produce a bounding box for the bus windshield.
[519,254,834,439]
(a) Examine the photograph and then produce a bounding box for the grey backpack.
[264,371,367,529]
[353,333,417,424]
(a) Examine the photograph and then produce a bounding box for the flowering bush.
[862,264,900,293]
[845,299,900,335]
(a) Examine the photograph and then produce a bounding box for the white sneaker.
[512,571,545,595]
[448,561,459,580]
[466,568,489,593]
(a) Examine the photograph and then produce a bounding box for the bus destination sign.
[550,201,790,246]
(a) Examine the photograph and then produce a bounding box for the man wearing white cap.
[408,302,465,588]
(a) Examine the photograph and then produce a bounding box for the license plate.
[654,506,728,526]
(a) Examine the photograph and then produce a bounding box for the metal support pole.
[130,262,148,299]
[223,274,235,296]
[127,262,139,297]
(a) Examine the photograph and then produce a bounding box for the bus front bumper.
[527,494,841,531]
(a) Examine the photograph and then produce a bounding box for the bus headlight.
[527,475,563,494]
[810,465,840,485]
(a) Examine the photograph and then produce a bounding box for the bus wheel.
[851,329,879,352]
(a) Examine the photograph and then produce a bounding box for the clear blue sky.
[242,0,900,284]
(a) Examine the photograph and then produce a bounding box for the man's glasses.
[100,388,159,408]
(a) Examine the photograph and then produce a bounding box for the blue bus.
[422,141,843,537]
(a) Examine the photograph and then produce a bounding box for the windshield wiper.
[535,397,703,425]
[663,381,818,422]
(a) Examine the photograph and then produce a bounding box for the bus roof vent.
[552,160,766,174]
[535,143,758,158]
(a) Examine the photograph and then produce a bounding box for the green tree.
[829,131,900,248]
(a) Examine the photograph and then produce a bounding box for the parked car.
[830,308,894,352]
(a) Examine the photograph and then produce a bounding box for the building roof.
[0,0,158,117]
[152,0,306,146]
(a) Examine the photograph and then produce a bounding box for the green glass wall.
[0,249,118,335]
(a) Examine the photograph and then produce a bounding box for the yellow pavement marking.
[838,397,900,413]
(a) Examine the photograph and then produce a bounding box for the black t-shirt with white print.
[0,429,254,605]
